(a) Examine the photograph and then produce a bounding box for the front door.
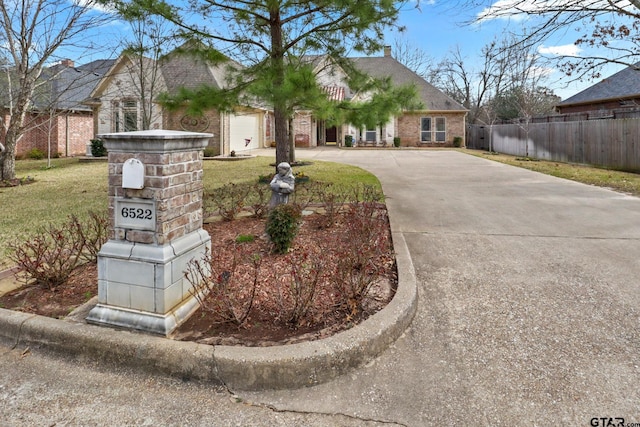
[325,126,337,145]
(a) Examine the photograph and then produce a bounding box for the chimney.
[383,46,392,58]
[61,59,74,68]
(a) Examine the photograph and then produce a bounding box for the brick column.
[87,130,212,336]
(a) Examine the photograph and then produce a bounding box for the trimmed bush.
[27,148,45,160]
[90,139,107,157]
[266,203,301,254]
[203,147,217,157]
[344,135,354,147]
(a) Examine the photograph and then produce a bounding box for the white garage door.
[230,113,260,152]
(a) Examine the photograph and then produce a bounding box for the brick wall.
[108,149,204,245]
[265,112,273,144]
[164,108,220,155]
[292,111,314,147]
[57,113,94,156]
[397,112,466,147]
[2,111,93,158]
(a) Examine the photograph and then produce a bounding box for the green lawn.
[0,156,381,269]
[465,149,640,197]
[5,149,637,270]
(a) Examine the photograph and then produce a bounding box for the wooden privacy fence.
[467,118,640,172]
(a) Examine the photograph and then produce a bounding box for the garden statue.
[269,162,295,208]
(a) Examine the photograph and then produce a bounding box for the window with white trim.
[365,126,377,142]
[113,100,139,132]
[420,117,431,142]
[123,100,138,132]
[435,117,446,142]
[421,117,446,143]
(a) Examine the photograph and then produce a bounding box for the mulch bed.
[0,208,396,346]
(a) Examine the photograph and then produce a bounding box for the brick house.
[1,59,113,158]
[85,49,269,157]
[556,62,640,118]
[292,47,468,148]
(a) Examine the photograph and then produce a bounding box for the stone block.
[157,280,184,313]
[104,258,154,288]
[105,281,131,308]
[129,285,156,312]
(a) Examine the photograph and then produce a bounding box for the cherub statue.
[269,162,295,208]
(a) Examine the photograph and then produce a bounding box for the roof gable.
[160,47,240,95]
[89,55,140,100]
[161,53,223,94]
[302,53,466,112]
[558,62,640,106]
[350,56,466,112]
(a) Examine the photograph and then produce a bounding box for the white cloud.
[532,64,555,77]
[538,44,581,57]
[476,0,556,22]
[476,0,635,22]
[74,0,117,14]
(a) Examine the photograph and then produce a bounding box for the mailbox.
[122,158,145,189]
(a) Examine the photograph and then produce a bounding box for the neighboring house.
[556,62,640,118]
[85,48,269,156]
[292,47,468,148]
[1,59,112,158]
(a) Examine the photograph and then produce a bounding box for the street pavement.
[2,148,640,426]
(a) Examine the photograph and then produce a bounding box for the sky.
[385,0,631,100]
[60,0,634,102]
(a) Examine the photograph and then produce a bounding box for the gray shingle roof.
[160,53,223,94]
[77,59,116,76]
[36,59,115,111]
[558,62,640,106]
[160,48,240,95]
[351,56,466,111]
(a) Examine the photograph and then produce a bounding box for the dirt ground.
[0,208,396,346]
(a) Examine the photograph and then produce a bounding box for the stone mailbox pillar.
[87,130,212,336]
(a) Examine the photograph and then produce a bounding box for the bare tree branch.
[0,0,115,180]
[462,0,640,81]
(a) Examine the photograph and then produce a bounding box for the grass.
[465,150,640,197]
[202,156,380,191]
[0,156,381,269]
[6,149,637,269]
[1,159,108,269]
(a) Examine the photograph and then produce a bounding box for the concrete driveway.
[244,149,640,425]
[2,148,639,425]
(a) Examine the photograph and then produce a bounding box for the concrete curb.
[0,231,417,390]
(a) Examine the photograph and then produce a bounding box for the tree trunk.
[0,108,28,181]
[288,117,295,164]
[0,128,18,181]
[274,107,289,166]
[269,7,292,168]
[1,73,37,181]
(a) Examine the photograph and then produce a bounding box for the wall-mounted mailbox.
[122,158,145,189]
